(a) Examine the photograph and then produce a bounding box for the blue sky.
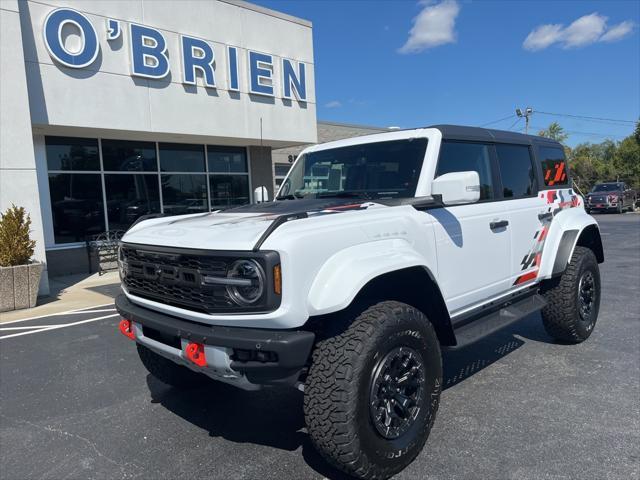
[254,0,639,147]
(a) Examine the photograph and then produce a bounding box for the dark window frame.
[434,140,501,203]
[534,144,571,190]
[494,143,539,201]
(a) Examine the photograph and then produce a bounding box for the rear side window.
[495,144,537,198]
[539,146,569,187]
[436,142,494,200]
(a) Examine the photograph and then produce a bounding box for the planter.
[0,262,44,312]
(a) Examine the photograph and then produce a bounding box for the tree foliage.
[538,122,569,143]
[0,204,36,267]
[538,121,640,194]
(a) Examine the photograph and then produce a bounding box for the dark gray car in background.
[585,182,637,214]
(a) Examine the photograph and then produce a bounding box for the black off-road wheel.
[304,301,442,480]
[137,343,209,388]
[541,246,601,343]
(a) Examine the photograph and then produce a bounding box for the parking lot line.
[0,313,120,340]
[0,303,115,326]
[0,325,67,331]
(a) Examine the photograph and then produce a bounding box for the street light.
[516,106,533,134]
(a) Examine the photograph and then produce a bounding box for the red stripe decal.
[515,270,538,285]
[538,227,547,242]
[554,162,566,183]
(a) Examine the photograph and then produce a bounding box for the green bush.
[0,205,36,267]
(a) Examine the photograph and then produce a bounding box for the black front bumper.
[116,294,315,384]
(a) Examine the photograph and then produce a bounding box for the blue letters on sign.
[249,51,274,96]
[43,8,99,68]
[181,36,215,88]
[282,59,307,101]
[106,19,121,41]
[227,46,239,91]
[42,7,311,104]
[129,24,170,79]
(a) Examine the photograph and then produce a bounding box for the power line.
[536,111,636,125]
[507,117,522,130]
[480,114,514,127]
[529,125,627,139]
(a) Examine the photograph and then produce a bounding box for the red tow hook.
[118,318,135,340]
[185,342,207,367]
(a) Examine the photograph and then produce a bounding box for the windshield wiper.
[317,191,372,200]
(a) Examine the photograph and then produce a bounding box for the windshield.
[591,184,622,192]
[277,138,428,200]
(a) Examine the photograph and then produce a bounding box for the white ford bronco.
[116,125,604,479]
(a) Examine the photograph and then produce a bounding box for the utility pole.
[515,107,533,134]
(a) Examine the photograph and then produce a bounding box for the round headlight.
[226,259,265,306]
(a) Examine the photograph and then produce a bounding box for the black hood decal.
[222,198,372,215]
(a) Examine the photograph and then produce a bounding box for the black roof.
[429,124,560,146]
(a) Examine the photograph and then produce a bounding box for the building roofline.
[318,119,391,131]
[220,0,312,28]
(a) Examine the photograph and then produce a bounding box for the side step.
[450,294,547,349]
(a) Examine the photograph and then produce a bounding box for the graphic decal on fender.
[513,189,581,285]
[307,202,373,216]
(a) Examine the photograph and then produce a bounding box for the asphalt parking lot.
[1,213,638,480]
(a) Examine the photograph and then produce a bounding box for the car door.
[504,144,578,288]
[493,143,545,287]
[429,140,511,316]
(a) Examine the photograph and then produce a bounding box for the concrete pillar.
[0,0,49,295]
[249,146,275,201]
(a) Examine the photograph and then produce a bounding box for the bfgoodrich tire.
[304,301,442,480]
[541,246,601,343]
[137,343,209,388]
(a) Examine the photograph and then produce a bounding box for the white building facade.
[0,0,316,293]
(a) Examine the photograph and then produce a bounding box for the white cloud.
[324,100,342,108]
[398,0,460,54]
[600,20,635,42]
[524,13,635,51]
[563,13,607,48]
[523,24,564,51]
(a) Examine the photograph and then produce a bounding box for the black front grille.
[120,244,272,313]
[588,195,608,204]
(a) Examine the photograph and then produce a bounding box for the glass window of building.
[274,163,292,191]
[159,143,205,172]
[207,146,248,173]
[161,174,208,215]
[48,173,105,243]
[102,139,157,172]
[207,146,250,209]
[104,174,161,231]
[209,175,250,209]
[45,136,99,171]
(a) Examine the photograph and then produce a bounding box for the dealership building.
[0,0,316,295]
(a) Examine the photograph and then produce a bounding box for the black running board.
[449,294,547,348]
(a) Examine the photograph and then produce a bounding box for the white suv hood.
[121,199,387,251]
[121,212,276,251]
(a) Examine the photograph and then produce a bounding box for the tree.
[0,204,36,266]
[538,122,569,144]
[614,135,640,190]
[634,120,640,145]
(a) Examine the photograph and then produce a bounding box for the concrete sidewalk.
[0,271,120,323]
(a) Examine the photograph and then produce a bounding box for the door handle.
[490,220,509,230]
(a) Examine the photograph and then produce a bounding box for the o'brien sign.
[43,8,307,101]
